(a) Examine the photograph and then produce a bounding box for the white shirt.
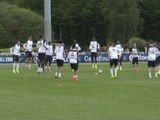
[70,43,81,51]
[109,46,118,59]
[10,44,20,56]
[148,46,158,61]
[46,44,53,56]
[89,41,100,52]
[23,40,33,52]
[68,49,78,64]
[116,44,124,56]
[132,48,139,58]
[37,40,46,53]
[54,44,64,60]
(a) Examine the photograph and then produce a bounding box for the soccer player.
[147,40,159,79]
[116,41,124,71]
[23,36,33,70]
[10,41,21,74]
[54,40,65,79]
[68,43,79,80]
[89,37,100,69]
[131,43,140,71]
[70,40,81,52]
[155,42,160,74]
[36,35,47,73]
[45,41,53,72]
[108,42,118,79]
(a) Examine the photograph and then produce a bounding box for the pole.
[44,0,52,42]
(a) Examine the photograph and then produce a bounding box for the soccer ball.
[98,69,103,74]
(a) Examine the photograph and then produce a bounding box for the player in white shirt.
[36,35,47,73]
[108,42,118,79]
[147,40,159,79]
[45,41,53,72]
[54,40,65,78]
[68,43,79,80]
[23,36,33,70]
[10,41,21,74]
[116,41,124,71]
[70,40,81,52]
[131,43,140,71]
[155,43,160,74]
[89,37,100,69]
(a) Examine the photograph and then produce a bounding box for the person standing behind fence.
[45,41,53,72]
[10,41,21,74]
[54,40,65,79]
[131,43,140,72]
[147,40,159,79]
[116,41,124,71]
[89,37,100,69]
[23,36,33,70]
[108,42,119,79]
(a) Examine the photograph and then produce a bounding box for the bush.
[127,37,147,51]
[0,2,44,48]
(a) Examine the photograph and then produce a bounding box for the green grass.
[0,63,160,120]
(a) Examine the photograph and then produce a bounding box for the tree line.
[0,0,160,48]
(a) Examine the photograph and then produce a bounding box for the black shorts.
[148,61,156,68]
[13,55,19,62]
[132,57,138,65]
[156,56,160,65]
[118,55,122,61]
[25,51,32,58]
[56,59,64,67]
[45,55,53,63]
[91,52,97,58]
[110,59,118,67]
[38,53,46,61]
[70,63,78,71]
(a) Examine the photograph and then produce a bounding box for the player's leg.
[15,55,20,73]
[110,59,114,79]
[58,60,64,78]
[132,58,136,71]
[12,55,16,73]
[48,56,52,72]
[119,55,122,71]
[28,52,32,70]
[114,59,118,78]
[148,61,152,78]
[37,53,41,73]
[94,53,98,69]
[91,52,94,68]
[153,61,158,79]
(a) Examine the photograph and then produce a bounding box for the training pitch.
[0,63,160,120]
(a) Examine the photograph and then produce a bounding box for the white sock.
[58,73,61,78]
[48,66,51,70]
[16,63,19,70]
[114,67,118,75]
[26,64,28,68]
[55,72,58,77]
[110,68,113,76]
[149,72,152,78]
[29,64,31,69]
[155,72,158,78]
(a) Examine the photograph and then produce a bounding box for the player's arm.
[10,47,14,54]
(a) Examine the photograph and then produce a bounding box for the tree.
[0,2,44,47]
[101,0,143,43]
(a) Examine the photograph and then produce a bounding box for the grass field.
[0,62,160,120]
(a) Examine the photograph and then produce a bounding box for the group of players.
[10,35,160,80]
[10,35,81,80]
